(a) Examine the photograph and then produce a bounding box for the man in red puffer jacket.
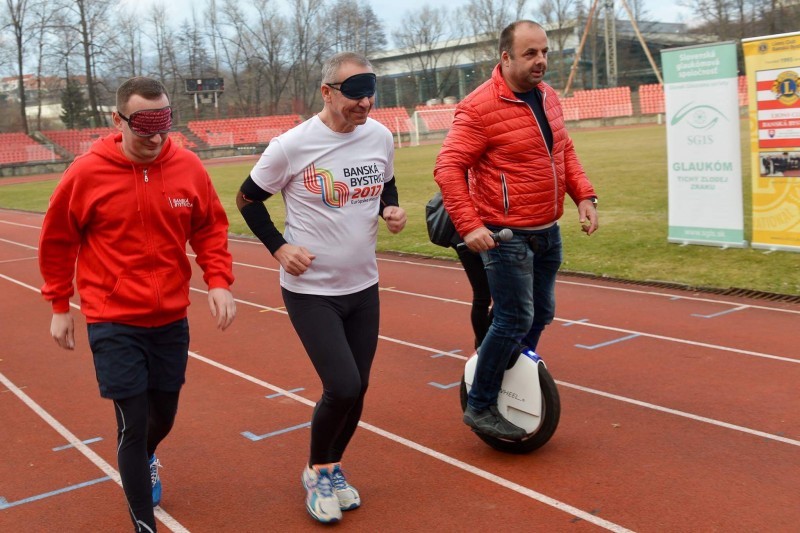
[434,20,599,441]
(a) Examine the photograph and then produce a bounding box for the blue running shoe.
[302,466,342,523]
[331,464,361,511]
[149,455,162,507]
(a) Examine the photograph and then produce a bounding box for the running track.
[1,207,798,532]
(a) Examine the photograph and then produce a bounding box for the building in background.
[371,19,710,108]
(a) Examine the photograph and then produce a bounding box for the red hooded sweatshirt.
[39,133,234,327]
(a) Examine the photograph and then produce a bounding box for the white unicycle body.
[460,349,561,453]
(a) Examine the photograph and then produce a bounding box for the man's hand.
[274,244,316,276]
[382,206,407,234]
[50,312,75,350]
[208,288,236,331]
[464,226,497,253]
[578,199,599,235]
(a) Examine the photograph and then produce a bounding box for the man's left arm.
[562,137,599,235]
[189,173,236,330]
[380,176,406,234]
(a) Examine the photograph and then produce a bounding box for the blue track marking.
[265,388,304,399]
[691,306,746,319]
[576,333,641,350]
[0,476,111,509]
[428,381,460,389]
[52,437,103,451]
[431,349,462,358]
[242,421,311,441]
[561,318,589,327]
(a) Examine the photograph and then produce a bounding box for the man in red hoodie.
[39,77,236,532]
[434,21,598,441]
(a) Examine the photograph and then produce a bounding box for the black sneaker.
[463,405,527,441]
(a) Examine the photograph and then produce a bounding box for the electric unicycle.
[461,349,561,454]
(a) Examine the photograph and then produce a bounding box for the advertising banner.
[742,32,800,252]
[662,42,745,247]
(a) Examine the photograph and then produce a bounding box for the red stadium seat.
[0,132,62,164]
[187,115,303,146]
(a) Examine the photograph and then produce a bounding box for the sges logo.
[670,102,728,145]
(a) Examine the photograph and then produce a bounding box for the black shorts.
[87,318,190,400]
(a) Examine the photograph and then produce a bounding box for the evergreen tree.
[60,79,90,129]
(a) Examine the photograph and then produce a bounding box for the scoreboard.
[185,78,224,93]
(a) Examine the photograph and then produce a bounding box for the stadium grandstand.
[369,107,413,135]
[187,115,303,147]
[0,133,61,165]
[41,128,116,157]
[1,77,750,176]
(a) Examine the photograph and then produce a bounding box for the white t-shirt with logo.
[250,115,395,296]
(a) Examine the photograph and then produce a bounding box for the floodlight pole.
[564,0,601,96]
[604,0,618,87]
[618,0,664,85]
[564,0,664,95]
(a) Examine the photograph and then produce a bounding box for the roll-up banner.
[662,41,746,247]
[742,32,800,252]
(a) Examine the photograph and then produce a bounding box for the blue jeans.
[467,224,562,410]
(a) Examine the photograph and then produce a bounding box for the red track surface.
[1,207,799,532]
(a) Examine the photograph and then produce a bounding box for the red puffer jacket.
[434,64,596,238]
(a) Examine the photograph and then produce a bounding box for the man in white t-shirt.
[236,51,406,524]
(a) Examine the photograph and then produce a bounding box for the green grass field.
[2,122,798,296]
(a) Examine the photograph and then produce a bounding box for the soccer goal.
[410,107,456,146]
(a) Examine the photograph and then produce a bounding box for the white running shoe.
[331,464,361,511]
[302,466,342,523]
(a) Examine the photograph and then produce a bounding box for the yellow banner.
[742,32,800,251]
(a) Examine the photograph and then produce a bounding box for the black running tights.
[282,284,380,465]
[113,389,180,532]
[456,244,493,349]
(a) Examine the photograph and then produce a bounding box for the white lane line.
[5,271,793,448]
[192,284,800,448]
[0,255,38,264]
[0,273,633,529]
[188,350,633,532]
[2,267,796,527]
[0,220,41,229]
[557,280,800,315]
[1,227,797,314]
[0,370,189,532]
[380,287,800,365]
[0,237,38,251]
[556,381,800,448]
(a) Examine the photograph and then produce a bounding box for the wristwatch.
[589,196,598,207]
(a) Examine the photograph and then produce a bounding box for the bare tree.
[392,5,464,104]
[328,0,387,56]
[467,0,530,39]
[148,3,168,80]
[67,0,115,126]
[680,0,734,40]
[219,0,291,115]
[212,0,250,115]
[288,0,331,115]
[29,0,60,130]
[50,10,79,80]
[204,0,221,74]
[3,0,32,133]
[756,0,800,35]
[176,11,211,79]
[107,6,144,78]
[460,0,529,72]
[626,0,650,21]
[536,0,575,88]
